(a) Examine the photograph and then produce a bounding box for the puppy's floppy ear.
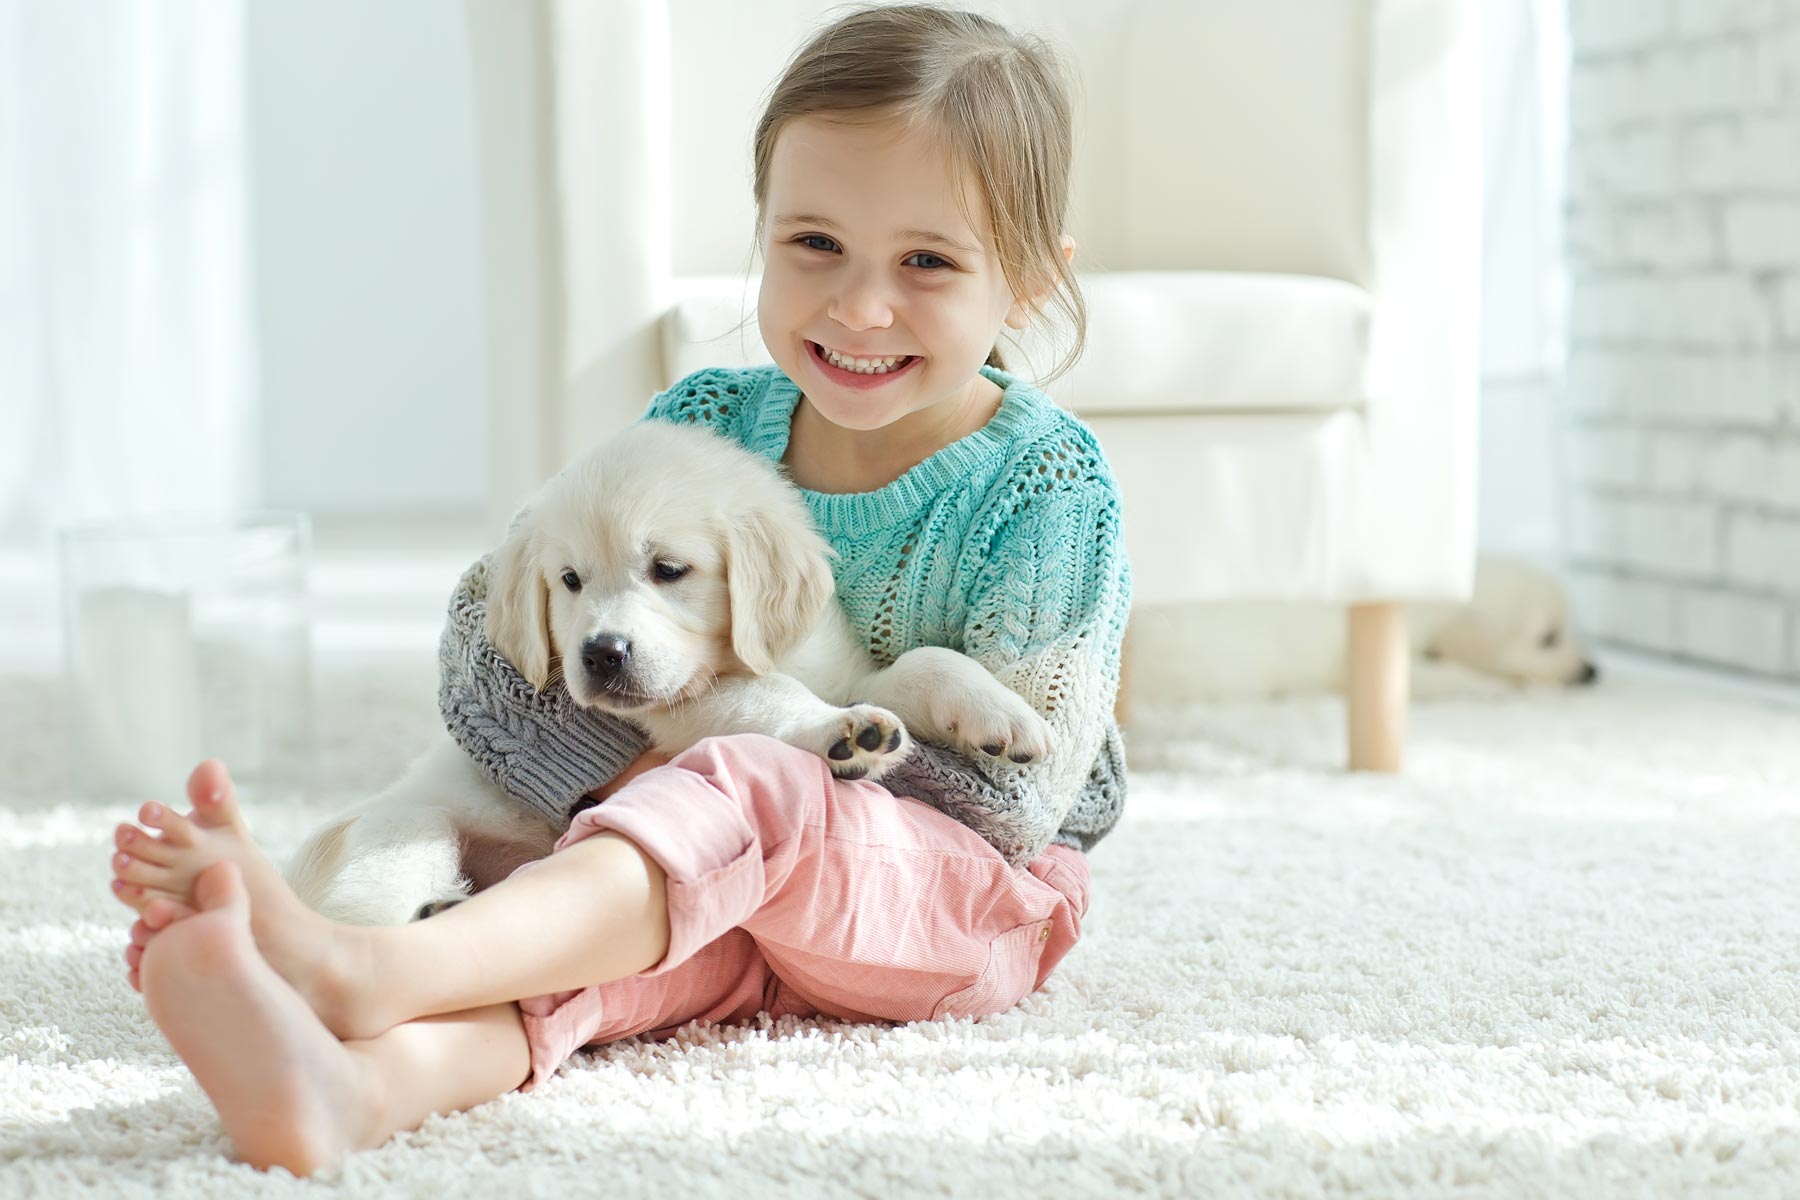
[725,499,836,674]
[484,506,555,690]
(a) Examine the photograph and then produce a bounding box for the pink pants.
[508,734,1091,1091]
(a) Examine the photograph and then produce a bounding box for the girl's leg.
[537,734,1092,1027]
[142,859,786,1177]
[139,856,533,1177]
[113,763,675,1040]
[335,828,675,1035]
[119,732,1084,1057]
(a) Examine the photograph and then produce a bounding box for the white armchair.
[468,0,1482,771]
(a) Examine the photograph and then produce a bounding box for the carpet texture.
[3,657,1799,1197]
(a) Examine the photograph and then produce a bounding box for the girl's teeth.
[820,344,909,373]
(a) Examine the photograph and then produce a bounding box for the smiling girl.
[108,4,1131,1175]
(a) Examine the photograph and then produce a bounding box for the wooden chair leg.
[1346,602,1408,772]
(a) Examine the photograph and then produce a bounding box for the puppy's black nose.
[580,634,632,680]
[1576,660,1599,685]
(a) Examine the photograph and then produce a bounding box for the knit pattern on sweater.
[438,556,650,824]
[644,363,1133,859]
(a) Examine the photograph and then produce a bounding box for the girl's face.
[757,115,1037,434]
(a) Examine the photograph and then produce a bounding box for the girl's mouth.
[807,340,921,389]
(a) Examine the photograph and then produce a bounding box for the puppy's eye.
[1540,629,1560,650]
[653,561,689,583]
[561,569,581,593]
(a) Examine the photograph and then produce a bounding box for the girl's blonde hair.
[749,2,1087,386]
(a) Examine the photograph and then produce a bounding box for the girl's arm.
[930,456,1133,863]
[437,556,653,826]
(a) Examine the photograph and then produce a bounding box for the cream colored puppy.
[1126,557,1599,703]
[1415,557,1598,686]
[286,420,1051,926]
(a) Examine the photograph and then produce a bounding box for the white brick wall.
[1565,0,1800,679]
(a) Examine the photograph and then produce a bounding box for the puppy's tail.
[284,816,357,910]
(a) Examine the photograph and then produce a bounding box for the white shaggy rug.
[3,653,1800,1197]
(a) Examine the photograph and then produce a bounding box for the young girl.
[107,3,1131,1177]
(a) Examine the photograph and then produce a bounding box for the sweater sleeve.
[877,719,1128,865]
[919,440,1132,860]
[437,556,652,825]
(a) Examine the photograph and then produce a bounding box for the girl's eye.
[793,235,952,271]
[561,569,581,592]
[653,561,690,583]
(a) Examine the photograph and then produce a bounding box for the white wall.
[246,0,489,518]
[1561,0,1800,680]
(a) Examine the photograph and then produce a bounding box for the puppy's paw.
[800,705,910,782]
[930,684,1053,766]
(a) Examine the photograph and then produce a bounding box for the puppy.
[1414,557,1598,686]
[286,420,1052,926]
[1124,556,1600,703]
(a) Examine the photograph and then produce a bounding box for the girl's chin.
[804,398,908,432]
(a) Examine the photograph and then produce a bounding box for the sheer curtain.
[1479,0,1568,557]
[0,0,256,553]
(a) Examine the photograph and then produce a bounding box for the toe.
[125,942,143,972]
[192,859,249,914]
[114,852,177,891]
[111,879,185,914]
[187,760,245,831]
[141,895,198,929]
[129,918,154,950]
[115,824,174,865]
[139,801,196,848]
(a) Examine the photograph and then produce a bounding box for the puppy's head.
[1425,557,1598,686]
[484,420,835,712]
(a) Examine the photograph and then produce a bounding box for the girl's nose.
[827,270,895,331]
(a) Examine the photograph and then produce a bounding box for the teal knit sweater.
[646,363,1131,842]
[438,362,1132,864]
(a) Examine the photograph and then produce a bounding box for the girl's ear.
[725,502,836,675]
[484,508,554,689]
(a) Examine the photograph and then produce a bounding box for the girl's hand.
[587,748,674,803]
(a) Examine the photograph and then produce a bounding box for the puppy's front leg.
[858,647,1053,766]
[644,673,910,782]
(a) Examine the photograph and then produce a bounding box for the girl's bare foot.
[123,902,192,993]
[140,859,387,1177]
[109,760,383,1037]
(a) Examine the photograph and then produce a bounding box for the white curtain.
[0,0,256,552]
[1482,0,1567,378]
[1477,0,1568,557]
